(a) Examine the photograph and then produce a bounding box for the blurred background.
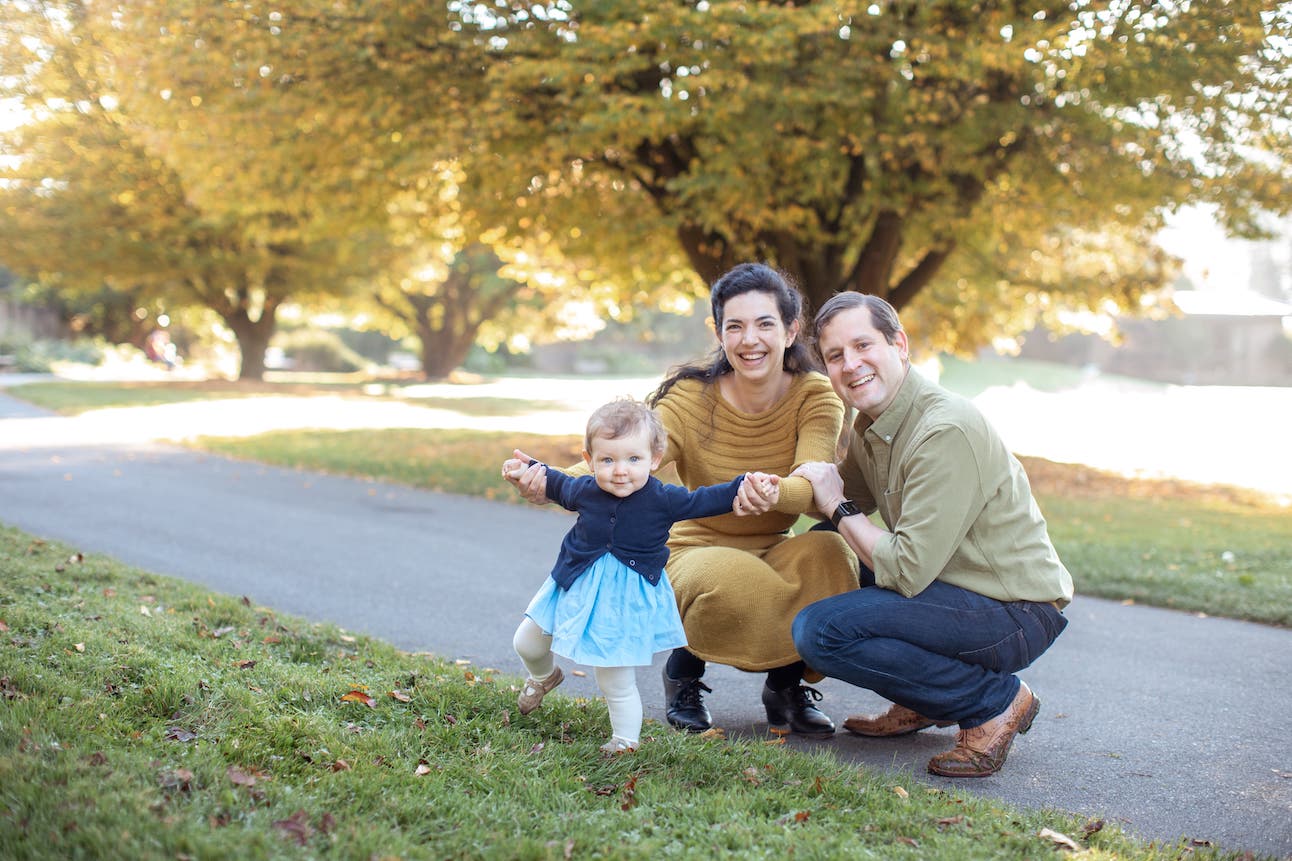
[2,3,1289,388]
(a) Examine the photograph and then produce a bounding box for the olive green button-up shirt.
[839,369,1074,606]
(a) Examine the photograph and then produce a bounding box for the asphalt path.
[1,387,1289,858]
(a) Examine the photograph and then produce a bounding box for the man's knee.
[792,598,834,662]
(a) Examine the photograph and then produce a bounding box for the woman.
[508,263,858,737]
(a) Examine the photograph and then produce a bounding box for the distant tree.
[443,0,1291,348]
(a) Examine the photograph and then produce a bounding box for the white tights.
[513,617,643,745]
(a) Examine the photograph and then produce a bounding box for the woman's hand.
[734,472,780,515]
[502,448,549,505]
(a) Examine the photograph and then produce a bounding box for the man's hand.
[789,461,847,516]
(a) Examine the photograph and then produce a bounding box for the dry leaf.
[340,690,376,708]
[272,810,312,846]
[530,742,545,755]
[227,766,260,786]
[1038,827,1083,851]
[234,660,257,669]
[1081,819,1105,838]
[698,727,726,740]
[414,763,432,776]
[892,785,909,799]
[331,760,351,772]
[763,736,787,745]
[896,836,919,847]
[262,635,281,644]
[937,815,966,828]
[211,626,235,639]
[388,690,412,703]
[74,643,84,652]
[158,768,194,791]
[165,726,197,743]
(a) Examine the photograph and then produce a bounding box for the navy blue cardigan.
[541,466,745,590]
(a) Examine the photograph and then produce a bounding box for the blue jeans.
[792,580,1067,728]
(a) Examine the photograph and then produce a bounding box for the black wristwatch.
[831,500,861,528]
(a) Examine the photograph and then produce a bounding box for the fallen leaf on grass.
[620,776,638,811]
[165,726,197,743]
[936,815,966,829]
[74,643,84,652]
[272,810,312,846]
[340,690,376,708]
[388,689,411,703]
[698,727,726,740]
[85,751,108,767]
[211,626,236,639]
[530,742,545,755]
[0,621,8,632]
[1038,827,1083,851]
[896,836,919,847]
[227,766,261,786]
[1081,819,1105,838]
[774,810,811,826]
[414,763,433,776]
[158,768,194,792]
[892,785,909,799]
[331,759,350,772]
[763,736,786,745]
[234,659,257,670]
[262,635,281,644]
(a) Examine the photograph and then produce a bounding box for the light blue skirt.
[525,552,688,667]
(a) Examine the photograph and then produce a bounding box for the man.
[790,292,1073,778]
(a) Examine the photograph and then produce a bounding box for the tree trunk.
[417,323,474,380]
[222,309,278,381]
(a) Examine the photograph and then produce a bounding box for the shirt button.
[884,435,892,442]
[629,560,636,566]
[609,516,616,524]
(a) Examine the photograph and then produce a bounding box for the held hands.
[733,471,780,516]
[501,448,549,505]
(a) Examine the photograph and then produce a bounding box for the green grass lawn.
[0,526,1249,860]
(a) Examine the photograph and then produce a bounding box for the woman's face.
[717,291,798,384]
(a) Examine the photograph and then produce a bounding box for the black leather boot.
[762,683,835,739]
[663,667,713,733]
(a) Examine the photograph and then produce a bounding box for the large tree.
[444,0,1291,345]
[0,1,444,378]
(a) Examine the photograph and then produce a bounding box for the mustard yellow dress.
[652,373,860,671]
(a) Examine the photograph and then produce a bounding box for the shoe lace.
[791,685,824,708]
[673,679,713,710]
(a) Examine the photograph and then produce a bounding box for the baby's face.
[584,427,660,498]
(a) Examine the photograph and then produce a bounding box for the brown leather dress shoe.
[842,702,954,737]
[926,682,1039,778]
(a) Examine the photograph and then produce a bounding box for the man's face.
[817,306,909,421]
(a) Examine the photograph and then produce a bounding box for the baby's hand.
[752,472,779,497]
[501,454,532,482]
